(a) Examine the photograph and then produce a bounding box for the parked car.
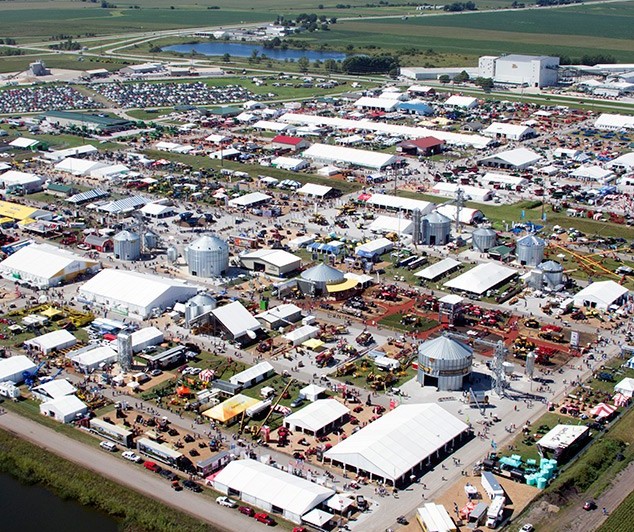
[143,461,162,473]
[182,480,202,492]
[238,506,255,517]
[583,500,597,511]
[149,369,163,377]
[121,451,142,463]
[290,396,305,408]
[171,480,183,491]
[216,496,237,508]
[520,525,534,532]
[99,440,117,452]
[159,469,177,481]
[254,513,275,526]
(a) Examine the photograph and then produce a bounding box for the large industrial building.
[0,243,100,289]
[79,269,200,319]
[239,249,302,277]
[479,54,560,88]
[324,404,470,485]
[212,459,335,524]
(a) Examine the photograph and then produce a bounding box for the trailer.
[481,471,505,500]
[486,495,505,528]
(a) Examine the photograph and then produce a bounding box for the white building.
[284,399,349,436]
[354,96,401,112]
[54,158,107,177]
[303,144,398,170]
[32,379,77,402]
[365,193,435,214]
[25,329,77,355]
[480,173,528,188]
[0,243,100,289]
[479,147,542,170]
[324,404,469,485]
[444,96,478,109]
[0,170,44,193]
[444,262,517,295]
[239,249,302,276]
[68,345,118,373]
[368,215,414,235]
[0,355,36,384]
[210,301,262,342]
[212,459,334,524]
[572,280,629,310]
[594,113,634,131]
[79,269,199,319]
[256,303,303,330]
[433,183,493,202]
[482,123,536,141]
[479,54,559,88]
[40,395,88,423]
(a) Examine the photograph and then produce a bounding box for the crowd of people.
[89,81,258,108]
[0,86,101,114]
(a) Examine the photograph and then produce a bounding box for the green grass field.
[295,1,634,63]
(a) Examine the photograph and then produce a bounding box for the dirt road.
[0,412,246,532]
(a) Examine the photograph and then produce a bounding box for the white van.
[99,440,117,452]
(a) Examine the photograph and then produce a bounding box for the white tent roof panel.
[211,301,261,337]
[443,262,516,295]
[285,399,349,433]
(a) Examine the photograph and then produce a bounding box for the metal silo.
[143,231,159,250]
[421,211,451,246]
[113,230,141,261]
[539,260,564,289]
[166,246,179,263]
[472,227,497,252]
[516,234,545,267]
[184,293,217,327]
[184,235,229,277]
[117,332,133,372]
[417,336,473,391]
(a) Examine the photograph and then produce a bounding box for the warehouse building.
[79,269,199,319]
[210,301,263,343]
[324,404,469,485]
[43,111,133,133]
[0,355,36,384]
[444,262,517,296]
[0,243,100,289]
[479,54,559,88]
[303,143,398,170]
[40,395,88,423]
[400,66,479,81]
[0,170,44,193]
[240,249,302,277]
[479,148,542,171]
[212,458,335,524]
[256,303,303,329]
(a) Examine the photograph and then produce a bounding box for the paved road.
[0,412,241,532]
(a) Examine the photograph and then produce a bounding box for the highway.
[0,412,240,532]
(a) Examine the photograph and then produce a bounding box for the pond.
[162,41,347,61]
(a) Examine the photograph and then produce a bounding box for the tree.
[439,74,450,84]
[474,77,494,91]
[324,59,338,73]
[222,53,231,63]
[298,56,310,73]
[453,70,470,83]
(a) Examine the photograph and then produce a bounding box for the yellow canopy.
[0,200,38,221]
[302,338,325,351]
[40,307,63,318]
[202,394,259,423]
[326,278,359,293]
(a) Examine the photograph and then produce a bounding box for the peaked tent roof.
[418,336,473,362]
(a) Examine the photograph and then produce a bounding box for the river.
[0,472,118,532]
[162,41,347,61]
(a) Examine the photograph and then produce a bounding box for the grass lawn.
[378,312,438,334]
[339,356,417,391]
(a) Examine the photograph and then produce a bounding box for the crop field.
[296,2,634,63]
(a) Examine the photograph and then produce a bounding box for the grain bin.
[421,211,451,246]
[539,260,564,289]
[417,335,473,391]
[472,227,497,252]
[184,235,229,277]
[113,230,141,261]
[516,234,545,267]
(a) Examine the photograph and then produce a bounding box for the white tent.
[297,183,332,198]
[25,329,77,354]
[365,193,434,214]
[0,355,36,384]
[368,215,413,235]
[9,137,39,149]
[40,395,88,423]
[32,379,77,402]
[211,301,262,341]
[284,399,348,435]
[228,192,271,208]
[444,262,516,295]
[614,377,634,398]
[572,280,629,310]
[324,404,468,483]
[213,459,334,524]
[414,258,461,280]
[69,345,117,373]
[284,325,320,346]
[303,143,397,170]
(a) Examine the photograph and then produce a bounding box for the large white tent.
[368,215,413,235]
[444,262,516,295]
[414,258,461,281]
[228,192,271,208]
[0,355,36,384]
[25,329,77,354]
[40,395,88,423]
[79,269,199,319]
[0,243,100,289]
[480,148,542,170]
[280,113,490,149]
[212,459,334,524]
[615,377,634,398]
[210,301,262,341]
[303,143,398,170]
[284,399,349,435]
[365,193,434,214]
[324,404,469,484]
[572,280,629,310]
